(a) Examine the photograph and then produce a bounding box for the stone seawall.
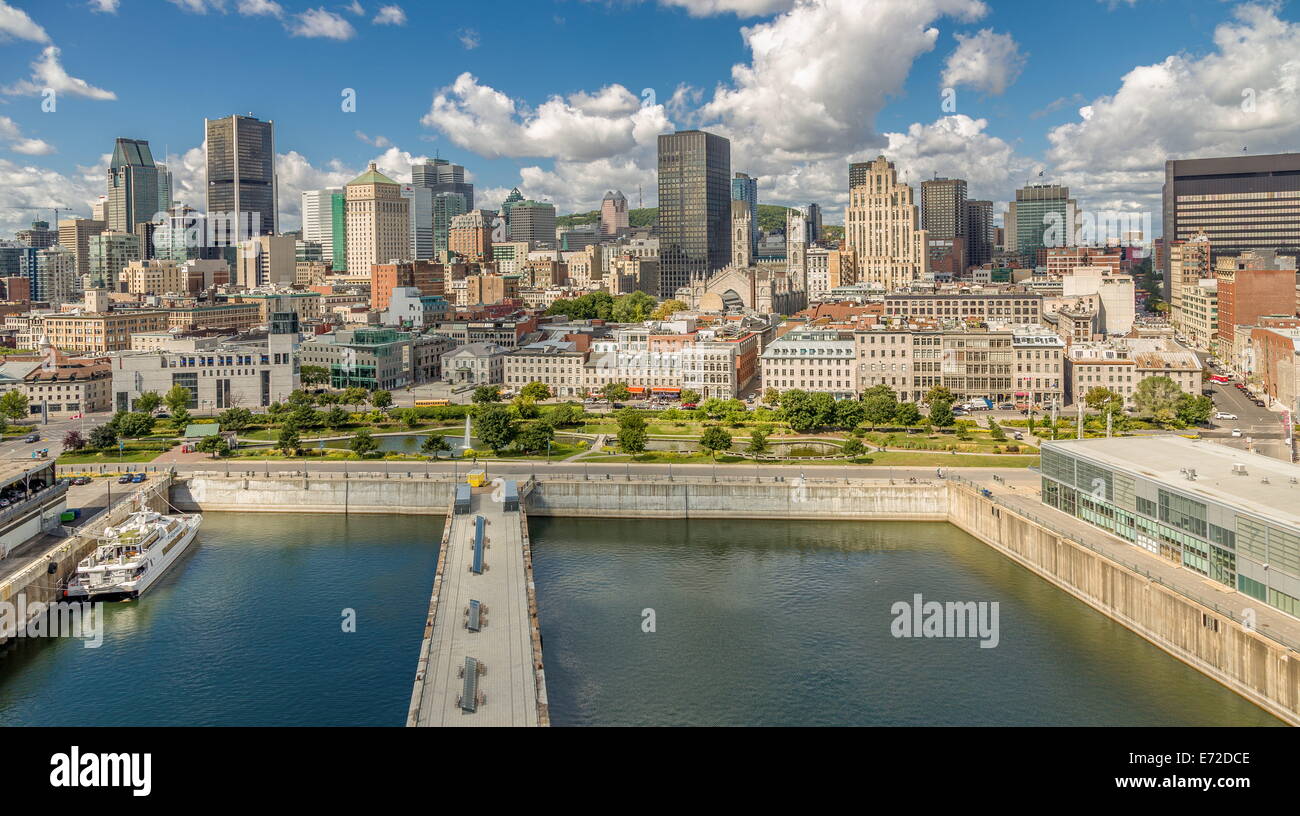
[946,481,1300,726]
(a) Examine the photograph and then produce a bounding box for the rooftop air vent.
[1232,463,1248,476]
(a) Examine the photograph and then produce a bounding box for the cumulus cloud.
[289,8,356,39]
[373,4,405,25]
[582,0,796,17]
[88,0,120,13]
[167,0,228,13]
[354,130,392,148]
[3,46,116,100]
[237,0,284,17]
[0,116,55,156]
[940,29,1026,95]
[0,154,108,235]
[1046,2,1300,213]
[0,0,51,42]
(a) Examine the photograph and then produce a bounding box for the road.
[1,410,114,462]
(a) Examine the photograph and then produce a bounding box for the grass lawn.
[580,450,1040,468]
[57,449,166,464]
[239,423,463,441]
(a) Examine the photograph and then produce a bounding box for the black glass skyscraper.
[657,130,731,297]
[205,114,277,239]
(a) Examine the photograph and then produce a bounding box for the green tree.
[987,419,1006,441]
[474,405,516,453]
[164,385,192,416]
[399,407,421,429]
[611,291,657,322]
[370,390,393,410]
[746,427,769,454]
[779,389,817,433]
[217,407,254,432]
[928,400,955,428]
[472,385,502,404]
[679,389,702,406]
[520,381,552,401]
[834,399,865,431]
[0,389,29,421]
[170,407,192,431]
[600,382,631,402]
[114,411,155,438]
[421,433,451,458]
[512,395,540,419]
[808,392,837,429]
[615,409,648,456]
[89,424,117,450]
[1132,376,1182,417]
[324,405,350,429]
[276,425,301,456]
[196,435,230,459]
[699,425,733,460]
[517,421,556,454]
[893,402,922,426]
[300,365,330,386]
[924,386,955,406]
[862,392,898,426]
[349,428,379,457]
[1085,386,1125,417]
[289,403,321,429]
[134,391,162,414]
[650,299,689,320]
[842,437,865,458]
[1175,393,1213,426]
[546,403,583,427]
[762,388,780,406]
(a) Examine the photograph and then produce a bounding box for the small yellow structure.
[466,469,487,487]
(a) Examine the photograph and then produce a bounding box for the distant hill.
[557,204,841,238]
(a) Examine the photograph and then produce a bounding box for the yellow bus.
[414,399,450,407]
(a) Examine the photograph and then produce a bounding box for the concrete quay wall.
[947,482,1300,726]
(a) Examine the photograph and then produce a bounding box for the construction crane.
[7,204,76,227]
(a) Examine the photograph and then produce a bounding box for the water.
[0,514,1281,726]
[530,517,1284,727]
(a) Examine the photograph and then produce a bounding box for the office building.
[966,200,994,268]
[370,260,444,311]
[301,188,342,260]
[15,220,57,250]
[433,192,469,255]
[449,210,494,263]
[730,173,758,257]
[33,247,78,306]
[844,155,929,289]
[345,162,409,274]
[205,114,277,238]
[1169,232,1212,333]
[507,199,557,248]
[42,310,169,353]
[1041,437,1300,619]
[87,231,143,290]
[58,218,107,280]
[400,184,434,260]
[658,130,732,297]
[600,190,629,237]
[107,138,161,233]
[1216,251,1297,346]
[411,159,473,210]
[1012,184,1074,258]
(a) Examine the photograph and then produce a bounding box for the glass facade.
[1041,444,1300,619]
[657,130,731,298]
[205,115,277,237]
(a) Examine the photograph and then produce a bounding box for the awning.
[651,387,681,393]
[626,386,646,394]
[1014,392,1030,397]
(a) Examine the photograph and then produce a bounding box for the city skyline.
[0,0,1298,237]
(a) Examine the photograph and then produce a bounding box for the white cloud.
[237,0,284,18]
[940,28,1026,95]
[354,130,392,148]
[0,154,107,235]
[167,0,228,13]
[582,0,796,17]
[1046,2,1300,213]
[458,28,479,49]
[345,1,364,14]
[3,46,116,101]
[0,116,55,156]
[373,4,405,25]
[0,1,51,42]
[88,0,120,13]
[289,8,356,39]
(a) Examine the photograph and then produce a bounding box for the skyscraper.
[600,190,629,237]
[107,138,161,233]
[411,159,474,210]
[433,192,468,255]
[58,217,107,279]
[400,184,434,260]
[205,114,277,238]
[921,177,968,275]
[1162,152,1300,297]
[507,199,557,249]
[157,162,174,213]
[301,188,342,253]
[844,155,928,289]
[731,172,758,257]
[345,162,409,274]
[658,129,732,297]
[1012,183,1074,260]
[965,200,994,268]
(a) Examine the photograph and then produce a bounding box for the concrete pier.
[406,485,545,727]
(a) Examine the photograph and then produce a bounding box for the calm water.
[0,514,1281,726]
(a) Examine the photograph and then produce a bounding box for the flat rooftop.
[1045,437,1300,527]
[0,460,55,487]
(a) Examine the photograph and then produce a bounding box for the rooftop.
[1046,437,1300,528]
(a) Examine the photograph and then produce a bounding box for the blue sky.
[1,0,1297,235]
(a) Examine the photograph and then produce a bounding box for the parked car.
[1254,399,1266,408]
[70,476,91,486]
[1013,432,1024,441]
[998,403,1015,411]
[117,475,132,484]
[1231,428,1243,437]
[131,473,147,483]
[1214,412,1238,420]
[23,433,38,443]
[680,403,697,409]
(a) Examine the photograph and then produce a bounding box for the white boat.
[64,510,203,600]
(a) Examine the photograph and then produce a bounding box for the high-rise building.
[205,114,277,238]
[731,173,758,257]
[58,218,107,279]
[236,234,296,289]
[658,129,732,297]
[157,162,174,213]
[921,177,968,275]
[433,192,469,255]
[848,161,871,191]
[1013,183,1074,260]
[301,188,342,257]
[1162,152,1300,296]
[107,138,161,233]
[499,187,524,229]
[1169,232,1212,332]
[965,200,994,268]
[844,155,929,290]
[801,203,822,244]
[400,184,434,260]
[1215,252,1297,346]
[507,199,557,248]
[87,231,141,290]
[370,260,444,311]
[92,196,109,222]
[33,246,78,306]
[411,159,474,209]
[330,191,347,272]
[449,210,494,263]
[600,190,629,237]
[16,220,57,249]
[345,162,409,275]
